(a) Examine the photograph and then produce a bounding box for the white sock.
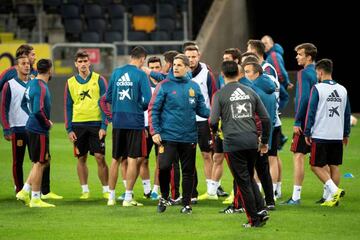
[273,183,277,196]
[102,185,109,193]
[81,184,89,193]
[32,191,41,199]
[276,182,282,196]
[123,180,127,188]
[109,190,115,200]
[325,179,338,196]
[292,185,302,201]
[124,190,133,202]
[206,179,211,192]
[142,179,151,194]
[152,185,159,194]
[257,183,262,192]
[208,180,219,195]
[23,183,31,192]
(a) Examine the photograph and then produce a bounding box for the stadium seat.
[128,31,149,41]
[158,3,176,18]
[61,4,80,19]
[109,18,124,32]
[87,18,106,34]
[132,4,153,16]
[108,4,125,19]
[43,0,61,14]
[81,31,101,43]
[157,18,176,31]
[172,30,184,40]
[150,31,170,41]
[104,31,123,43]
[16,4,36,30]
[64,18,83,41]
[84,4,103,19]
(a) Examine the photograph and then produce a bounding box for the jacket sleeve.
[98,76,108,130]
[64,81,74,133]
[1,82,11,136]
[304,87,319,137]
[195,84,210,119]
[34,82,51,129]
[344,96,351,137]
[209,91,220,132]
[206,71,217,104]
[99,73,115,122]
[0,67,16,92]
[254,93,271,144]
[294,71,313,127]
[148,83,165,135]
[278,84,289,111]
[270,52,290,88]
[140,72,152,111]
[150,71,167,82]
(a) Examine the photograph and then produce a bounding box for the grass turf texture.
[0,118,360,239]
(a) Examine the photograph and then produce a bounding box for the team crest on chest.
[189,88,195,97]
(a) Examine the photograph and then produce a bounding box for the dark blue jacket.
[265,43,290,89]
[21,79,52,135]
[149,71,210,143]
[0,67,37,92]
[100,64,152,129]
[294,63,317,128]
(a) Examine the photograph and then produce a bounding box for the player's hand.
[68,131,77,143]
[4,134,12,141]
[287,83,294,90]
[152,134,162,145]
[343,137,349,146]
[293,126,302,135]
[99,129,106,140]
[305,136,312,146]
[258,143,268,156]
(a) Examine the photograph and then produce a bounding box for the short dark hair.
[242,62,263,75]
[37,59,52,74]
[15,44,34,57]
[223,48,242,63]
[147,56,162,66]
[174,54,190,67]
[130,46,147,59]
[182,41,198,51]
[221,61,239,78]
[247,39,265,56]
[316,58,333,74]
[184,46,199,53]
[241,52,259,60]
[14,55,29,65]
[74,49,89,61]
[295,43,317,61]
[163,50,179,64]
[241,54,259,66]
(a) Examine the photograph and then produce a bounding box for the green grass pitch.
[1,118,360,239]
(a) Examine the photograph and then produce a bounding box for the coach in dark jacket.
[149,54,209,214]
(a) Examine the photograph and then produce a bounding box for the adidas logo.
[117,73,133,86]
[327,89,341,102]
[230,88,250,101]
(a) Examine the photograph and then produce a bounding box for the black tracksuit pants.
[158,141,196,206]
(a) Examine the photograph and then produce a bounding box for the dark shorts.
[213,135,223,153]
[112,128,147,159]
[145,127,158,159]
[268,126,280,156]
[290,132,310,154]
[309,141,343,167]
[197,121,213,152]
[73,125,105,157]
[27,131,50,163]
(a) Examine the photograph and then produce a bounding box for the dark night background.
[193,0,358,112]
[247,0,358,112]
